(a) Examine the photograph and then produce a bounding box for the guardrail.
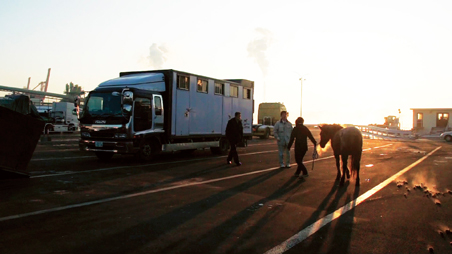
[355,125,415,139]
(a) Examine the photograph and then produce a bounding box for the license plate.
[95,141,103,148]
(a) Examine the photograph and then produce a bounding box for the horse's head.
[319,124,344,148]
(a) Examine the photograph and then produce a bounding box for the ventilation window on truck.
[197,79,208,93]
[215,82,224,95]
[177,75,190,90]
[243,88,251,99]
[230,86,238,97]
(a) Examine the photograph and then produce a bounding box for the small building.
[411,108,451,135]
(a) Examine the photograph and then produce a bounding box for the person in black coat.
[288,117,317,177]
[226,112,243,166]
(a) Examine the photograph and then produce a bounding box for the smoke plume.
[247,28,274,76]
[148,43,168,69]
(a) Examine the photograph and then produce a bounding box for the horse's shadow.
[292,183,361,254]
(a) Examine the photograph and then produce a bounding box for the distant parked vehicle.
[252,124,273,139]
[36,102,79,134]
[440,131,452,142]
[253,102,286,139]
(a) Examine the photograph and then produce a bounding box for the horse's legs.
[345,156,351,179]
[340,154,349,186]
[334,154,341,181]
[354,152,362,187]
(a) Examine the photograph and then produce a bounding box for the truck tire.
[210,138,229,155]
[68,124,76,132]
[95,152,114,161]
[260,128,270,139]
[137,140,159,161]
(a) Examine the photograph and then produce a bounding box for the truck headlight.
[81,132,91,138]
[114,133,127,139]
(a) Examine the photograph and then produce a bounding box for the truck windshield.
[82,92,128,118]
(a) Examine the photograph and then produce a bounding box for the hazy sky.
[1,0,452,129]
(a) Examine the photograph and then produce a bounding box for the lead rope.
[312,144,319,171]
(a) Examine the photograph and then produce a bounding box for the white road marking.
[30,144,280,161]
[264,146,441,254]
[31,156,95,161]
[33,149,80,153]
[0,155,335,222]
[2,144,392,222]
[30,150,279,178]
[29,144,392,178]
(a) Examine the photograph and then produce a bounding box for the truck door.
[134,98,152,132]
[153,95,164,130]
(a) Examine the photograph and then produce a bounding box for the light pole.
[299,77,305,117]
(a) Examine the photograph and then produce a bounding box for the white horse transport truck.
[79,69,254,160]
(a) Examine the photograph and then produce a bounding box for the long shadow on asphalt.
[285,181,356,254]
[326,186,360,254]
[25,152,234,194]
[179,176,305,254]
[72,167,286,254]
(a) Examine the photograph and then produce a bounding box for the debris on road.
[396,180,408,188]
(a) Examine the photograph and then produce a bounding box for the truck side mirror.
[122,91,133,105]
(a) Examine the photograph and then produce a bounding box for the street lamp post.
[299,77,305,117]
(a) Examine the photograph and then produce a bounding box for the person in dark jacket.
[288,117,317,178]
[226,112,243,166]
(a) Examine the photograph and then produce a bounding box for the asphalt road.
[1,132,452,254]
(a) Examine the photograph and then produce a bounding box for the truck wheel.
[95,152,114,161]
[445,135,452,142]
[210,138,229,155]
[68,124,76,132]
[137,141,155,161]
[260,128,270,139]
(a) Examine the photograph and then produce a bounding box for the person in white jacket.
[274,111,293,168]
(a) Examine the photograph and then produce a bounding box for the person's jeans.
[278,144,290,166]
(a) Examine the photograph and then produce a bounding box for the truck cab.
[79,87,164,160]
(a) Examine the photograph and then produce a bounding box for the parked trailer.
[79,69,254,160]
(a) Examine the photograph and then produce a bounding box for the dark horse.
[319,124,363,186]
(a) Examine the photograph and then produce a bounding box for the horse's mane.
[319,124,344,133]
